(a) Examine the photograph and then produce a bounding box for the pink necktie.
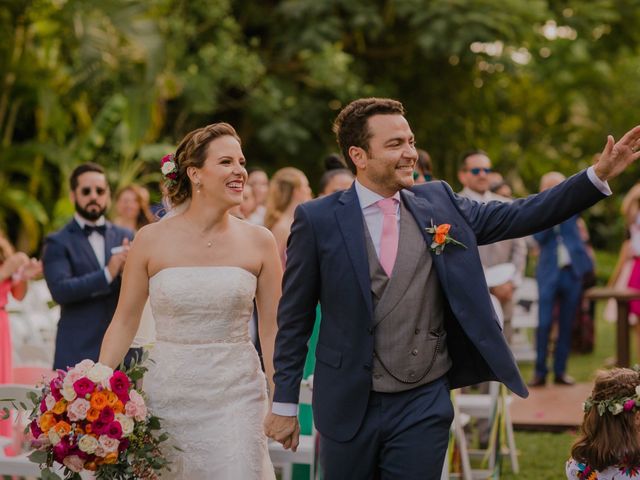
[377,197,399,277]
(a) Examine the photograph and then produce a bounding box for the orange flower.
[103,452,118,464]
[53,421,71,436]
[105,391,119,408]
[85,424,93,434]
[39,412,57,433]
[435,224,451,235]
[86,407,101,422]
[85,461,98,471]
[435,233,447,244]
[113,400,125,414]
[51,398,67,415]
[90,391,108,410]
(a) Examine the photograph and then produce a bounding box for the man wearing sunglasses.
[42,163,136,370]
[458,151,527,344]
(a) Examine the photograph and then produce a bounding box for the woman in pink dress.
[0,232,41,438]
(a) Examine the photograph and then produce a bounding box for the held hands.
[593,125,640,182]
[264,413,300,452]
[107,238,130,278]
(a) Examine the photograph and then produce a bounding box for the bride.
[99,122,280,479]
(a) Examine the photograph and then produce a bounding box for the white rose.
[61,384,77,402]
[115,414,134,437]
[44,394,56,411]
[98,435,120,454]
[48,429,61,446]
[87,363,114,385]
[161,160,176,175]
[636,385,640,397]
[73,359,95,374]
[78,434,99,454]
[612,403,624,415]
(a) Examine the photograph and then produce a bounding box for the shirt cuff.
[103,267,113,284]
[271,402,298,417]
[586,166,612,196]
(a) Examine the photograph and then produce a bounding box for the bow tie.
[83,224,106,236]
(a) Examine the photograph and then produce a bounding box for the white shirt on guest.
[74,214,113,284]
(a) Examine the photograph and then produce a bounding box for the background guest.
[264,167,312,265]
[42,163,139,370]
[112,184,155,232]
[247,167,270,225]
[318,154,354,196]
[0,230,41,438]
[413,148,433,183]
[530,171,594,387]
[458,150,527,343]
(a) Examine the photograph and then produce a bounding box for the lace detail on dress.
[144,267,275,479]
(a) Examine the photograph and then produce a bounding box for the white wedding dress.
[143,266,275,479]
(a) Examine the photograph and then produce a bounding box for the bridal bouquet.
[24,356,170,479]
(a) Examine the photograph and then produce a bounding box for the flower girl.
[567,368,640,479]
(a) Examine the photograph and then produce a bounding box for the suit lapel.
[104,222,117,264]
[335,187,374,318]
[401,190,450,292]
[68,220,102,271]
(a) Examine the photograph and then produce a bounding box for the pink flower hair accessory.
[160,153,178,185]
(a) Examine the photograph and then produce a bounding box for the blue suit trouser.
[535,267,583,377]
[319,376,453,480]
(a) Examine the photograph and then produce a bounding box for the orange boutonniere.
[425,221,467,255]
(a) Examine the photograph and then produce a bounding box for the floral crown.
[583,366,640,416]
[160,153,178,185]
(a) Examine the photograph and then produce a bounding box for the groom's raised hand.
[264,413,300,452]
[593,125,640,181]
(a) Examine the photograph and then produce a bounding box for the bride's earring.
[195,181,201,194]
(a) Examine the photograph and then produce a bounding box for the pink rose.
[99,407,115,424]
[66,398,90,422]
[98,434,120,454]
[106,421,122,439]
[91,418,109,436]
[128,390,145,407]
[39,397,48,413]
[63,454,85,472]
[624,399,636,412]
[49,378,62,401]
[63,369,85,389]
[53,437,70,463]
[125,401,147,421]
[30,421,42,439]
[73,377,95,397]
[109,371,131,401]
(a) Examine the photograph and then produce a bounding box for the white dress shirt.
[74,214,113,284]
[272,167,610,416]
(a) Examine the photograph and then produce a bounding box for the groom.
[264,97,640,478]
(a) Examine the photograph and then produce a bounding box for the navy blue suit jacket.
[534,215,594,285]
[42,219,134,370]
[273,170,606,442]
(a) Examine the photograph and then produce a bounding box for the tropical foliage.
[2,0,640,252]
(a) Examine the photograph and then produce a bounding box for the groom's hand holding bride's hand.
[264,413,300,452]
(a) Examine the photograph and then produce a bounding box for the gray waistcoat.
[365,200,452,392]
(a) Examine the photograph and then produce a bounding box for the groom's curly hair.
[332,98,405,174]
[166,123,241,207]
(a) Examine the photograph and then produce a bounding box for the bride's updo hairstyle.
[165,122,241,207]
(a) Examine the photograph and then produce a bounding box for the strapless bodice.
[148,266,256,345]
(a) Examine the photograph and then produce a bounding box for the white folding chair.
[269,376,316,480]
[0,384,42,477]
[441,391,472,480]
[455,382,519,475]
